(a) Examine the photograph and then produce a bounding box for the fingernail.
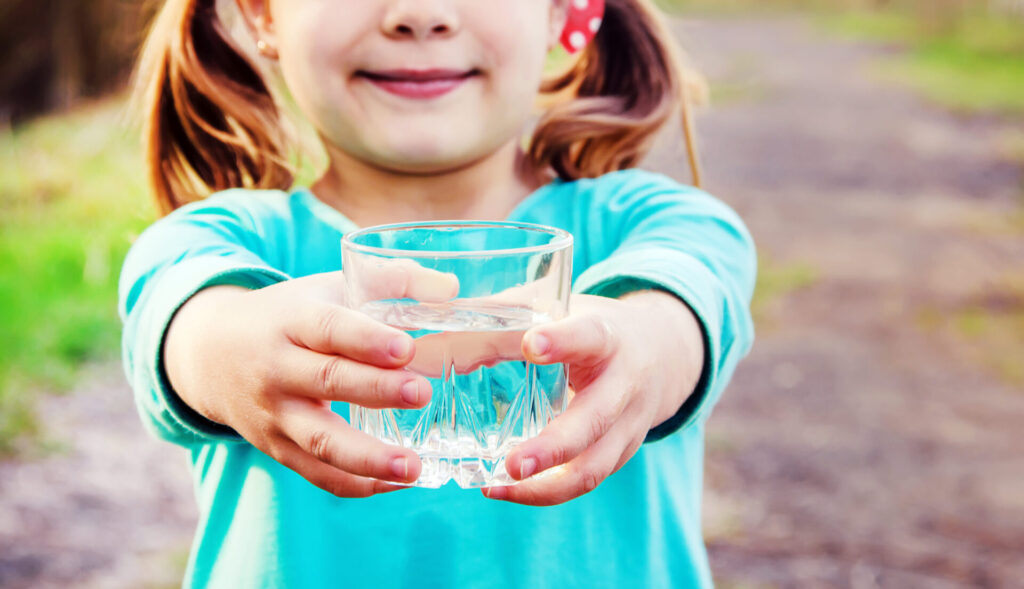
[389,336,412,359]
[485,486,508,500]
[390,456,409,480]
[400,380,420,405]
[529,333,550,357]
[520,456,537,479]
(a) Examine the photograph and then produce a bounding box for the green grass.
[751,256,820,328]
[829,11,1024,115]
[0,95,154,455]
[917,275,1024,389]
[953,307,1024,387]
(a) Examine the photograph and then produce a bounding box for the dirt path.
[1,14,1022,589]
[0,366,195,589]
[647,16,1024,589]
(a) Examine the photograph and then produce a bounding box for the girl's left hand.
[482,291,705,506]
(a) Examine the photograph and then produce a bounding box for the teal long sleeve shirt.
[119,168,756,588]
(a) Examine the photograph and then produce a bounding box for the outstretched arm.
[485,174,756,505]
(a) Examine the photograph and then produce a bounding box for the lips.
[357,68,480,99]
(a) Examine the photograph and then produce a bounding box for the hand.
[163,264,458,498]
[482,291,705,506]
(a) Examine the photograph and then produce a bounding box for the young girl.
[119,0,755,586]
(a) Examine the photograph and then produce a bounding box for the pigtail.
[131,0,293,215]
[529,0,706,187]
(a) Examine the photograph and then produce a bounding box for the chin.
[376,154,478,176]
[373,141,484,174]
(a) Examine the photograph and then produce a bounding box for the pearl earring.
[256,39,276,58]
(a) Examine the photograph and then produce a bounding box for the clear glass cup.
[341,221,573,488]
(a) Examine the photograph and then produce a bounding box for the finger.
[453,280,542,309]
[483,417,640,506]
[522,313,619,367]
[271,439,410,498]
[282,264,458,306]
[503,374,628,481]
[277,399,421,484]
[349,258,460,303]
[406,329,525,377]
[284,271,351,306]
[286,302,416,368]
[282,349,433,408]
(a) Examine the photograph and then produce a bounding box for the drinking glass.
[341,221,573,488]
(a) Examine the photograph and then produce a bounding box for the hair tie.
[560,0,605,54]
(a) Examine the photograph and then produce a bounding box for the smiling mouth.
[357,68,481,82]
[356,69,482,99]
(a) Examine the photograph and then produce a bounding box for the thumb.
[522,313,619,367]
[346,258,460,304]
[287,271,349,306]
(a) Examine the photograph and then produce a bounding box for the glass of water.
[341,221,573,488]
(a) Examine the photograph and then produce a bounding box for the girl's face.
[258,0,569,173]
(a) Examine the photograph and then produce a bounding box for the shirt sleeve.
[118,195,291,447]
[571,172,757,442]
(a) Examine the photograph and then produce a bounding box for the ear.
[547,0,571,52]
[235,0,278,57]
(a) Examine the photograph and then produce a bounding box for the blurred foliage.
[0,95,153,454]
[0,1,157,123]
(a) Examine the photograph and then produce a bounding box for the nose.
[381,0,460,41]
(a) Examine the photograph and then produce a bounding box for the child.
[119,0,756,586]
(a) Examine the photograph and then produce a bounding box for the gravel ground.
[650,16,1024,589]
[0,367,195,589]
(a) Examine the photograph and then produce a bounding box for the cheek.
[274,5,366,126]
[480,27,549,122]
[477,5,551,79]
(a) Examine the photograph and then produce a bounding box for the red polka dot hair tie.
[560,0,606,54]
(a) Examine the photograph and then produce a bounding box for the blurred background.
[1,0,1022,587]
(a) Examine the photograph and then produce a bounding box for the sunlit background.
[1,1,1022,587]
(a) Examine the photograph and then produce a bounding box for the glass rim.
[341,220,574,258]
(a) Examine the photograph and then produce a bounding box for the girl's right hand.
[162,269,457,498]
